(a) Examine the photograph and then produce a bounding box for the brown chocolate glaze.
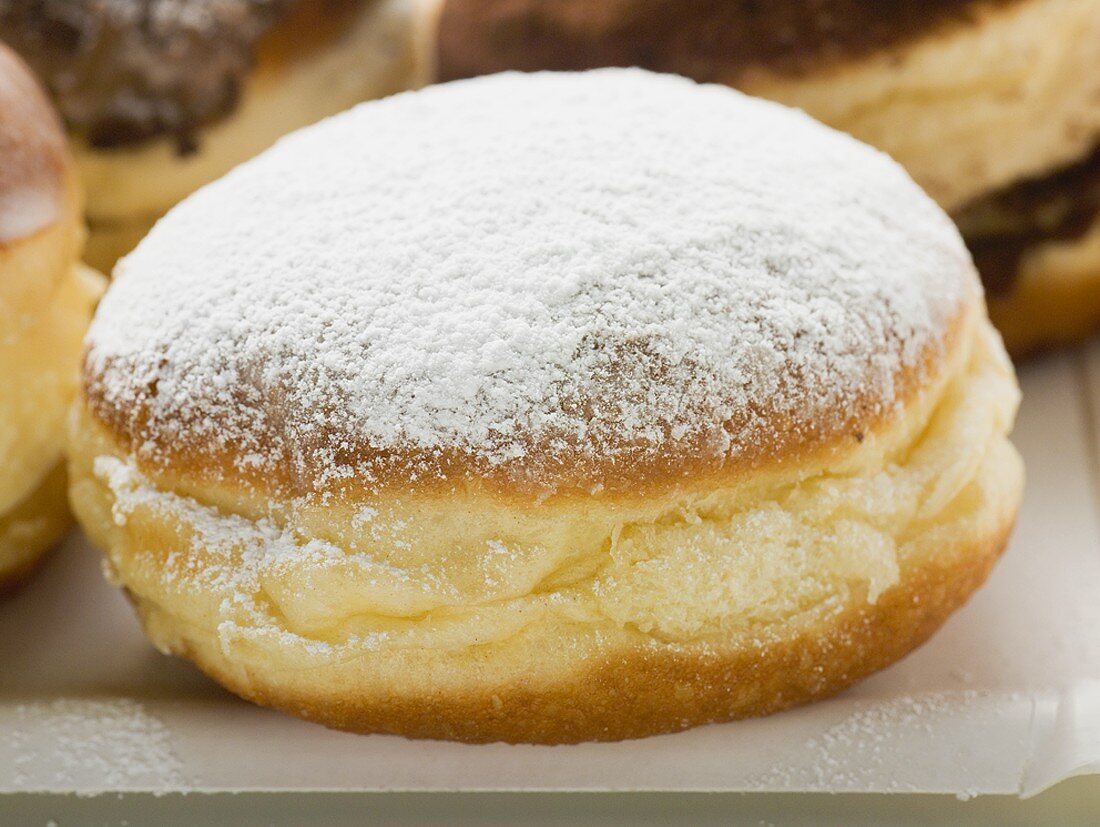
[0,0,360,154]
[957,145,1100,296]
[438,0,1021,83]
[0,42,69,245]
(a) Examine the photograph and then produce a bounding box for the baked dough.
[0,46,102,590]
[70,70,1023,742]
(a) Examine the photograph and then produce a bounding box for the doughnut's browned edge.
[128,519,1011,744]
[80,297,973,503]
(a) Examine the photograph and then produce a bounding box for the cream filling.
[82,314,1021,663]
[0,265,102,516]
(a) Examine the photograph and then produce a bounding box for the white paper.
[2,349,1099,797]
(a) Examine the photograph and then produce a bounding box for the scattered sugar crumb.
[9,699,185,792]
[747,691,994,793]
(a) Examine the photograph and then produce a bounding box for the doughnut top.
[85,70,976,498]
[0,44,70,246]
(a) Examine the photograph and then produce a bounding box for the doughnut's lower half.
[1,265,102,589]
[69,316,1023,743]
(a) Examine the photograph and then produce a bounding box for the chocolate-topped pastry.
[437,0,1100,356]
[0,0,428,270]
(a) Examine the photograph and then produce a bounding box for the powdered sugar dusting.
[8,699,185,791]
[85,69,974,494]
[747,690,1029,792]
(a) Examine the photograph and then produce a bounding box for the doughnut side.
[0,43,99,588]
[0,264,103,586]
[68,309,1022,742]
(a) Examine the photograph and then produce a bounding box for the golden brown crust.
[0,43,71,247]
[80,301,974,504]
[134,521,1011,743]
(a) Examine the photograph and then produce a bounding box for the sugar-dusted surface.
[4,351,1099,795]
[5,699,184,790]
[85,69,974,494]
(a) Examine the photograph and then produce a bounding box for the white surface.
[2,349,1099,797]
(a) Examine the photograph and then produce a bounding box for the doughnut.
[1,0,431,271]
[0,45,103,591]
[436,0,1100,355]
[70,70,1023,743]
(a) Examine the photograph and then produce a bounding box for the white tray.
[3,345,1100,797]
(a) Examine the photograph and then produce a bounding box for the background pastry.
[70,70,1022,742]
[0,0,430,271]
[0,44,101,591]
[437,0,1100,356]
